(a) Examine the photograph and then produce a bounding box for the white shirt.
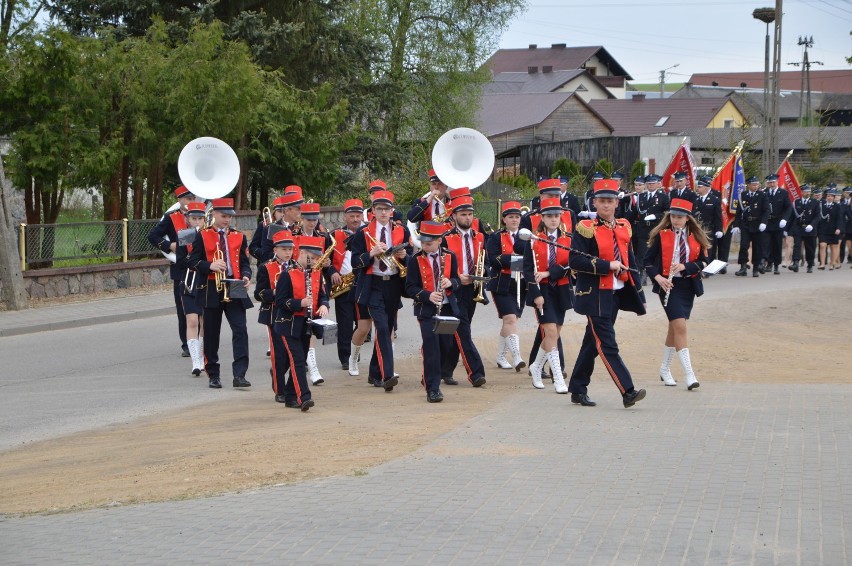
[372,222,398,275]
[458,228,473,275]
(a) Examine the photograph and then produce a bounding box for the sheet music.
[702,260,727,274]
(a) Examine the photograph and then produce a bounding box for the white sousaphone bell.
[161,137,241,262]
[408,127,495,249]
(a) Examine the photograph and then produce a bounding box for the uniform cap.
[186,202,206,216]
[669,198,694,216]
[272,230,295,247]
[344,199,364,213]
[299,235,325,255]
[300,202,321,220]
[673,172,687,180]
[280,192,303,207]
[448,187,471,200]
[765,174,779,181]
[450,196,474,213]
[539,197,563,215]
[611,172,624,180]
[369,179,387,192]
[501,201,522,216]
[371,190,395,207]
[428,169,440,182]
[593,179,620,197]
[419,221,447,242]
[537,178,562,195]
[211,198,236,216]
[174,185,193,199]
[272,196,288,209]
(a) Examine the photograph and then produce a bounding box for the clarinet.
[663,229,680,307]
[304,256,314,336]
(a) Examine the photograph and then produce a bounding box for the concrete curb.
[0,307,174,337]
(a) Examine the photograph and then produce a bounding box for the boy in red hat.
[330,199,366,369]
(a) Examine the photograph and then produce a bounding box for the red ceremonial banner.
[776,158,802,203]
[661,142,697,193]
[710,151,743,232]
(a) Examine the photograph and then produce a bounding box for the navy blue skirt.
[658,277,695,321]
[181,287,204,316]
[491,290,524,318]
[533,284,572,325]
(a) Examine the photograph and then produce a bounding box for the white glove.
[805,225,813,233]
[731,227,740,235]
[578,211,590,218]
[715,231,723,239]
[779,219,787,229]
[644,214,656,222]
[587,211,597,219]
[722,198,728,205]
[759,223,766,232]
[783,231,788,237]
[618,191,625,199]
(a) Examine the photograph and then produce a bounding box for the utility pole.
[789,36,824,126]
[769,0,783,172]
[753,7,776,176]
[658,63,679,98]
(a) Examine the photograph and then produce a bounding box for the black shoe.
[752,271,759,277]
[275,394,288,404]
[790,264,799,273]
[300,399,315,412]
[443,377,459,386]
[266,349,271,357]
[427,390,444,403]
[181,345,190,358]
[285,399,302,408]
[758,261,767,274]
[719,267,727,275]
[735,267,748,276]
[471,375,486,388]
[233,376,252,388]
[807,266,813,273]
[340,362,349,370]
[571,393,596,406]
[773,265,780,274]
[622,389,646,408]
[209,377,222,389]
[191,368,201,377]
[383,375,399,391]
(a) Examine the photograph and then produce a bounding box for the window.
[654,116,670,127]
[701,157,715,165]
[575,84,588,92]
[723,119,734,129]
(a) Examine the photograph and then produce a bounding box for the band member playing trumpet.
[364,180,404,224]
[255,230,295,399]
[348,190,411,391]
[567,179,647,409]
[405,222,461,403]
[273,236,329,411]
[187,198,253,390]
[486,201,526,371]
[147,185,195,357]
[524,197,574,393]
[331,199,365,369]
[439,196,487,387]
[249,195,287,263]
[176,202,208,376]
[644,199,709,390]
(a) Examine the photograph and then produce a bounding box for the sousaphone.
[161,137,240,262]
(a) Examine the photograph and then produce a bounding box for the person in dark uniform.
[187,198,253,389]
[692,176,724,264]
[486,201,527,371]
[524,197,574,394]
[249,195,287,263]
[761,174,792,274]
[175,202,208,376]
[670,172,697,206]
[347,190,410,390]
[406,170,450,228]
[330,199,365,369]
[644,199,710,390]
[633,174,670,285]
[840,187,852,266]
[405,221,461,403]
[733,177,769,277]
[818,187,845,270]
[256,230,295,398]
[621,176,645,256]
[273,235,329,411]
[579,171,605,220]
[147,185,196,357]
[440,196,487,387]
[560,177,582,217]
[567,179,647,408]
[364,179,404,224]
[789,185,820,273]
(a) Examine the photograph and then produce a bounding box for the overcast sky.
[498,0,851,84]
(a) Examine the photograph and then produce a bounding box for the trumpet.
[366,232,408,277]
[213,241,230,302]
[262,206,273,227]
[330,272,355,299]
[472,248,489,305]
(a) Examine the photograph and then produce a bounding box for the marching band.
[153,135,849,412]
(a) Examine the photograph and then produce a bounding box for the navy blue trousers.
[418,318,443,393]
[440,286,485,383]
[202,301,249,379]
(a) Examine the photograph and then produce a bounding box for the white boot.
[659,345,677,386]
[495,335,512,369]
[678,348,699,390]
[187,338,203,376]
[548,348,568,393]
[529,348,547,389]
[507,334,526,372]
[307,347,324,384]
[348,343,361,376]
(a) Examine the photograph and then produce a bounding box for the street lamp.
[753,7,775,176]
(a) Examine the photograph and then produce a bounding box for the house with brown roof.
[476,92,612,157]
[587,95,748,137]
[687,70,852,94]
[483,68,614,103]
[484,44,633,98]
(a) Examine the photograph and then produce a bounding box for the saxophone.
[330,273,355,299]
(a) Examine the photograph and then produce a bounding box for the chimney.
[633,93,646,101]
[551,43,567,49]
[528,66,538,74]
[543,65,553,73]
[528,44,537,49]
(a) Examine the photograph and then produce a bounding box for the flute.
[663,229,680,307]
